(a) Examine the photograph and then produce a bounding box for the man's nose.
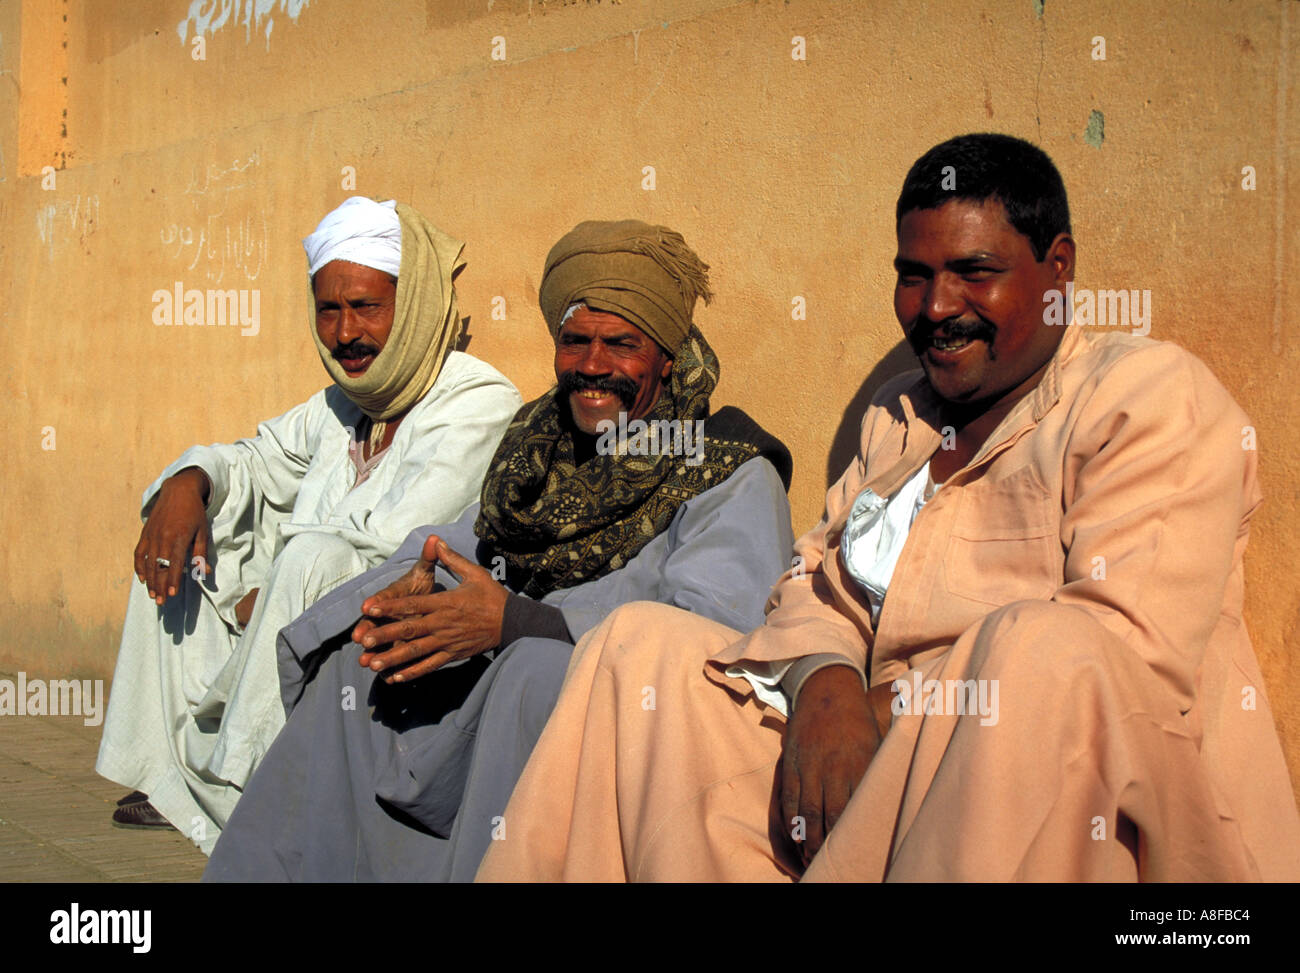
[336,305,363,345]
[922,272,964,324]
[576,341,613,374]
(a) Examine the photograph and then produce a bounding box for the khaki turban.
[538,220,713,354]
[306,199,466,447]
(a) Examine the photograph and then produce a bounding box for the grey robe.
[204,456,792,881]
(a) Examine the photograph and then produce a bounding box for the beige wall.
[3,0,1297,794]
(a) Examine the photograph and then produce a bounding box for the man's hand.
[780,665,887,869]
[352,535,508,684]
[134,468,212,605]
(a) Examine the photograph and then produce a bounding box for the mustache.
[557,371,639,410]
[906,317,997,356]
[334,340,382,362]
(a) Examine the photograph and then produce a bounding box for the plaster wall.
[2,0,1297,794]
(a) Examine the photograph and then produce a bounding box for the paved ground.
[0,672,206,882]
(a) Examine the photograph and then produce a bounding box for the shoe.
[111,801,176,831]
[116,790,148,806]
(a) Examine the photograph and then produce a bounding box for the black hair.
[895,133,1071,260]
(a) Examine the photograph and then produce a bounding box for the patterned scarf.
[474,327,790,597]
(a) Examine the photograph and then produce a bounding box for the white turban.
[302,196,402,278]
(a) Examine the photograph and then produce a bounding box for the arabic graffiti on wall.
[159,151,268,284]
[176,0,311,48]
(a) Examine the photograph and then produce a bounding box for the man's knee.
[487,637,574,735]
[494,637,573,689]
[270,532,367,590]
[586,601,741,677]
[393,525,437,562]
[966,600,1149,709]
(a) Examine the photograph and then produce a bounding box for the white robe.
[95,351,522,853]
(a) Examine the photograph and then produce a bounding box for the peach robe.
[478,326,1300,882]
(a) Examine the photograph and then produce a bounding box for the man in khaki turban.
[204,219,796,881]
[96,197,522,852]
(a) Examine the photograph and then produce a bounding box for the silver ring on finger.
[155,557,172,569]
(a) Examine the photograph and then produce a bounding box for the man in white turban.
[96,197,522,853]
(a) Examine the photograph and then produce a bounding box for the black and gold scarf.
[474,327,791,597]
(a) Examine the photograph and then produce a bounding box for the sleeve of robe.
[140,392,323,623]
[138,353,522,626]
[542,456,796,641]
[1047,343,1256,713]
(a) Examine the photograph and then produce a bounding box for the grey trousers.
[204,633,573,882]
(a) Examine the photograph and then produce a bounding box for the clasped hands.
[353,534,508,684]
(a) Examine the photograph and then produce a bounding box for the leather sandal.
[111,800,176,831]
[116,790,149,806]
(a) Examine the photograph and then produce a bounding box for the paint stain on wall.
[1084,109,1105,148]
[35,193,100,262]
[176,0,311,48]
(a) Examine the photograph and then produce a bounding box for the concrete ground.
[0,671,205,882]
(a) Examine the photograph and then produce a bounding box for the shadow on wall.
[825,339,919,489]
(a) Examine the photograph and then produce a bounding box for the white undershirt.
[726,462,936,716]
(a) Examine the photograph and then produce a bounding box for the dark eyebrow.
[562,329,640,342]
[948,252,1002,269]
[316,292,386,306]
[894,252,1004,274]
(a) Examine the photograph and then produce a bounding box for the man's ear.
[660,355,674,380]
[1044,232,1076,285]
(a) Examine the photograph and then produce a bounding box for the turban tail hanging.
[306,199,466,451]
[476,219,791,597]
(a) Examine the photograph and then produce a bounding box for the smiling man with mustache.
[96,197,522,850]
[204,219,797,881]
[476,134,1300,883]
